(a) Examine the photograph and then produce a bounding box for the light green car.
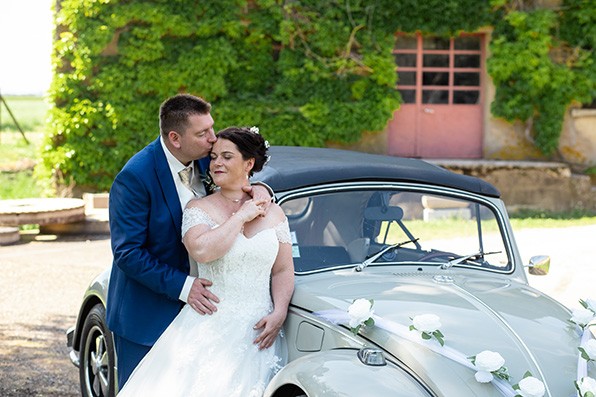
[68,146,593,397]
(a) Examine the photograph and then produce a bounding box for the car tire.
[79,303,116,397]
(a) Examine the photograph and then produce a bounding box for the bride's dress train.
[117,207,291,396]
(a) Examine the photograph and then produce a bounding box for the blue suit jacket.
[106,137,209,345]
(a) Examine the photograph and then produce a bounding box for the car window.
[280,188,510,274]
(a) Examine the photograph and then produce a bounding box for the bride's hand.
[235,198,267,223]
[243,184,273,214]
[253,311,286,350]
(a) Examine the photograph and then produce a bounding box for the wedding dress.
[117,207,291,397]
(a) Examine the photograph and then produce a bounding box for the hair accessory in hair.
[249,126,259,134]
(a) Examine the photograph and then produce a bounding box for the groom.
[107,94,271,388]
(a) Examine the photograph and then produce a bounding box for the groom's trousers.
[114,334,152,389]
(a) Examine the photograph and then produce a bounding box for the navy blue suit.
[106,137,209,385]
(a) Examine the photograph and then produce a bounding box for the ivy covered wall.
[40,0,594,192]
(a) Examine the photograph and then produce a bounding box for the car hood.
[292,269,585,396]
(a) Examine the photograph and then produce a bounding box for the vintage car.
[67,146,593,397]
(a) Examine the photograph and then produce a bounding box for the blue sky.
[0,0,53,95]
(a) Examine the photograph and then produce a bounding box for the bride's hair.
[216,126,269,177]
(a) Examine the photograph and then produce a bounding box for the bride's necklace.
[219,191,245,204]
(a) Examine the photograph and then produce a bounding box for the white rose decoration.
[517,376,545,397]
[412,314,442,333]
[347,298,374,329]
[581,339,596,361]
[571,307,595,327]
[577,376,596,397]
[473,350,505,383]
[584,299,596,313]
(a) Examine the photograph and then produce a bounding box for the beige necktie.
[178,166,197,196]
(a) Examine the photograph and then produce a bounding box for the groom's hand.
[188,278,220,315]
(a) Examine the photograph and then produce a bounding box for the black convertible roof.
[254,146,500,198]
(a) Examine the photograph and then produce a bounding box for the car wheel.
[79,303,116,397]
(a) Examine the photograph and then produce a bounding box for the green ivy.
[487,0,594,154]
[42,0,594,192]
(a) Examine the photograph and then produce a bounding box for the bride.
[117,126,295,396]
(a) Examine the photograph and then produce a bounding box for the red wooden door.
[387,34,485,158]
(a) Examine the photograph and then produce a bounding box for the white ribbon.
[314,309,517,397]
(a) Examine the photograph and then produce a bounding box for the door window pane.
[455,36,480,50]
[395,53,416,67]
[423,37,449,50]
[423,72,449,86]
[398,71,416,85]
[453,90,479,104]
[423,90,448,104]
[398,89,416,103]
[423,54,449,68]
[395,36,417,50]
[454,54,480,68]
[454,72,479,86]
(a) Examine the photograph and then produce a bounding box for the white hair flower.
[249,126,260,134]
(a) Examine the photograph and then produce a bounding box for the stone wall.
[430,160,596,213]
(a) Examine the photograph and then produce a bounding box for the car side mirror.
[527,255,550,276]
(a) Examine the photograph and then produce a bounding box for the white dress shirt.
[159,136,205,303]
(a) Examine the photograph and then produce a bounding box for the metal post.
[0,89,30,145]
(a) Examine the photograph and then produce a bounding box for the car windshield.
[280,187,511,274]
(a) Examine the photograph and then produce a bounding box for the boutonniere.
[200,171,217,194]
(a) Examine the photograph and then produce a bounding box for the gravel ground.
[0,232,110,396]
[0,224,594,395]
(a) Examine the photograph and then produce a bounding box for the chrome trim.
[450,283,552,396]
[357,347,387,366]
[527,255,550,276]
[69,349,80,367]
[66,326,74,348]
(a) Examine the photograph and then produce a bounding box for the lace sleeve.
[274,218,292,244]
[182,207,217,239]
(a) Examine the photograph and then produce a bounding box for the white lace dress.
[117,207,292,397]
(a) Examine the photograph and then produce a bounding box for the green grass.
[0,96,47,199]
[509,209,596,229]
[0,95,49,132]
[0,170,44,199]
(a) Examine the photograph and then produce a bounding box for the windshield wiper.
[440,250,501,270]
[355,238,419,272]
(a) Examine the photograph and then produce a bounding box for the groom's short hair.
[159,94,211,137]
